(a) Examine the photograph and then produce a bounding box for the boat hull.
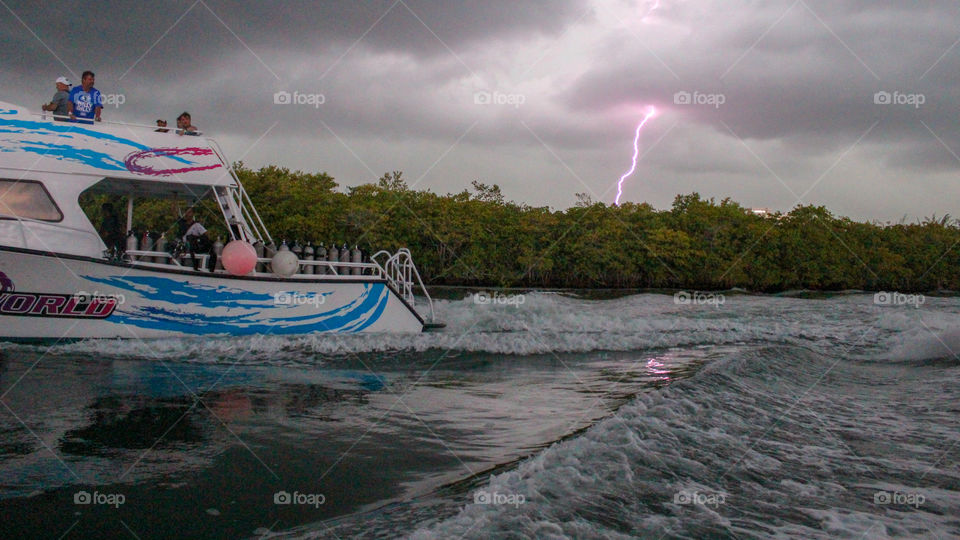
[0,248,424,339]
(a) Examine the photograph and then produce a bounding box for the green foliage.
[86,164,960,292]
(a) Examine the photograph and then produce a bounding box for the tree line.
[91,164,960,292]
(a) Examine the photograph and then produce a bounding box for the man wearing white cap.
[41,76,71,120]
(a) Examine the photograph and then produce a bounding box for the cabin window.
[0,179,63,222]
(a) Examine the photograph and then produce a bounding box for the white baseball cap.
[55,76,71,86]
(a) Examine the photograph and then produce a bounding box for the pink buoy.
[221,240,258,275]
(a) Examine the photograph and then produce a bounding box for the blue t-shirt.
[69,86,102,123]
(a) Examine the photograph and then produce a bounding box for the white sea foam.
[409,345,960,539]
[16,292,943,362]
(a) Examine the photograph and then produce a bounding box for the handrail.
[29,110,203,134]
[207,137,272,245]
[371,248,435,322]
[210,185,239,242]
[239,183,272,244]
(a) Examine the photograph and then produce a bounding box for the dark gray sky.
[3,0,959,221]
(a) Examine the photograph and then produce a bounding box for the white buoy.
[271,250,299,277]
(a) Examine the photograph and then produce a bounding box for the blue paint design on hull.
[82,275,392,335]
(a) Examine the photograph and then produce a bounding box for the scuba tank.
[327,243,339,275]
[291,240,303,274]
[278,239,290,252]
[254,240,265,273]
[155,233,168,264]
[264,240,277,274]
[140,231,153,262]
[125,230,138,253]
[213,237,224,271]
[303,242,315,275]
[339,242,350,275]
[351,245,362,275]
[315,242,327,275]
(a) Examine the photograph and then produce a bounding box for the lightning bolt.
[614,106,656,206]
[642,0,661,21]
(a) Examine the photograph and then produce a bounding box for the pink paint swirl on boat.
[124,147,223,176]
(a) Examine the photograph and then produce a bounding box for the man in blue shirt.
[68,71,102,124]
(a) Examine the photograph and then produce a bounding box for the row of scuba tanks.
[124,230,367,275]
[255,239,366,275]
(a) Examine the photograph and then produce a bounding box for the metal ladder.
[371,248,437,323]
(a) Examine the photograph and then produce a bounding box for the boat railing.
[251,257,383,278]
[124,250,381,277]
[121,248,436,319]
[29,111,203,134]
[370,248,435,322]
[123,250,208,269]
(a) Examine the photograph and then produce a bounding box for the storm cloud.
[2,0,959,221]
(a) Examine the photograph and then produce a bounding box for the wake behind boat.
[0,102,440,339]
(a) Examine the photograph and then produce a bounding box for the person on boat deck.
[97,202,123,253]
[68,71,102,124]
[176,112,199,136]
[174,206,195,238]
[155,119,169,133]
[181,210,216,270]
[41,76,71,120]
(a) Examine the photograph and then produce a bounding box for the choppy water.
[1,292,958,538]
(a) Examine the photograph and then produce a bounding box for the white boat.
[0,102,441,339]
